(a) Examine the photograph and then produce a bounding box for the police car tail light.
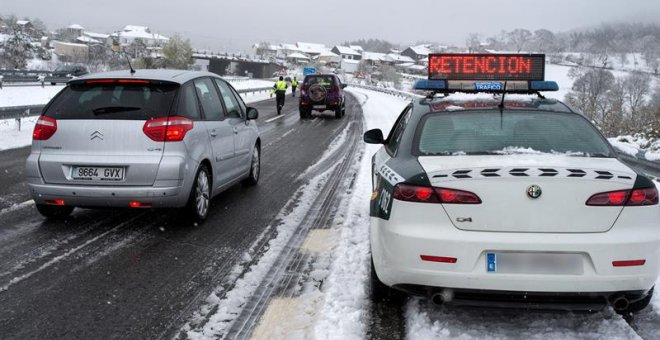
[435,188,482,204]
[143,116,193,142]
[393,184,481,204]
[393,184,439,203]
[586,187,658,206]
[33,116,57,140]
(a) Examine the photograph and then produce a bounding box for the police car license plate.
[486,252,583,275]
[72,166,124,181]
[313,105,326,109]
[474,82,503,91]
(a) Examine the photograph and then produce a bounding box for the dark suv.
[299,74,347,119]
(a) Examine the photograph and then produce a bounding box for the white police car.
[365,54,660,313]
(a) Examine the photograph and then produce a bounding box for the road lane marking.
[265,115,285,123]
[250,296,321,340]
[300,229,335,254]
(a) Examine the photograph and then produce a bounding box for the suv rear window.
[416,111,613,157]
[304,75,335,87]
[44,82,178,120]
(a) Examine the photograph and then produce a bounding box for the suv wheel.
[299,108,310,120]
[187,165,211,222]
[36,204,74,219]
[243,145,260,186]
[335,106,342,119]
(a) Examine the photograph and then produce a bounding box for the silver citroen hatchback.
[26,70,261,222]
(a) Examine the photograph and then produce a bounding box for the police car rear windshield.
[416,111,613,157]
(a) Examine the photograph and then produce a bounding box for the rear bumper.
[27,180,188,208]
[371,200,660,294]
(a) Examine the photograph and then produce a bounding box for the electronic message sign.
[428,54,545,81]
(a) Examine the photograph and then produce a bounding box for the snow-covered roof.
[76,36,101,44]
[119,25,168,41]
[68,24,84,30]
[16,20,30,26]
[287,52,310,60]
[296,42,327,54]
[333,46,360,56]
[385,54,415,63]
[362,51,387,61]
[84,31,109,39]
[341,59,360,65]
[349,45,364,52]
[52,40,89,48]
[407,45,432,55]
[319,51,339,57]
[280,43,302,52]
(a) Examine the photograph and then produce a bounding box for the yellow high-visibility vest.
[274,80,287,92]
[291,79,298,87]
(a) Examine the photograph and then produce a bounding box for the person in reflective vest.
[291,77,299,98]
[273,76,288,115]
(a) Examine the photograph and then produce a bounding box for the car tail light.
[393,183,481,204]
[129,201,152,208]
[612,259,646,267]
[421,255,458,263]
[586,187,658,206]
[46,199,65,206]
[143,116,193,142]
[33,116,57,140]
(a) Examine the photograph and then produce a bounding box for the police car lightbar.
[414,79,558,93]
[428,54,545,81]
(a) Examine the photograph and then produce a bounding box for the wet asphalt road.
[0,94,359,339]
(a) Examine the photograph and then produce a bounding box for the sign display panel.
[428,54,545,81]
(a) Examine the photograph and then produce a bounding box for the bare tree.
[508,29,532,52]
[565,68,617,134]
[465,33,481,53]
[623,71,651,129]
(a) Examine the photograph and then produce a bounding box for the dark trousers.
[292,86,297,97]
[275,92,285,114]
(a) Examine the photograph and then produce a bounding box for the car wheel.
[342,101,346,116]
[335,106,342,119]
[35,204,74,219]
[187,164,211,222]
[371,256,406,303]
[243,145,260,186]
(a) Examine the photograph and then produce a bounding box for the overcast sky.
[3,0,660,52]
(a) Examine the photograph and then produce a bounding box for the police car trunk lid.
[417,155,636,233]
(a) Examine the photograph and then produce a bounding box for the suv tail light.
[586,187,658,206]
[33,116,57,140]
[393,183,481,204]
[143,116,193,142]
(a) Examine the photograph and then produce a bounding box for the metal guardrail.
[0,105,45,120]
[0,86,273,120]
[348,83,422,100]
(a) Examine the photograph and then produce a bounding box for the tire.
[243,145,260,186]
[186,164,211,222]
[335,106,342,119]
[35,204,74,219]
[621,287,654,315]
[341,101,346,117]
[371,256,406,304]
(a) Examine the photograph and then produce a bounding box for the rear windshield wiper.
[92,106,142,115]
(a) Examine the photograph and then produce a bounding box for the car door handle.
[210,130,217,137]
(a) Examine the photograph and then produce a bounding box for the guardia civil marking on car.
[365,53,660,314]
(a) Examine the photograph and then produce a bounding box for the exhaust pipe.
[431,289,454,306]
[611,295,630,312]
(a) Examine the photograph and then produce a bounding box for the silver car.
[26,70,261,221]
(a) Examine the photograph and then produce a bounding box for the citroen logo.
[527,185,542,199]
[90,131,104,141]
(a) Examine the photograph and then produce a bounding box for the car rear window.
[416,111,613,157]
[304,76,335,86]
[44,82,178,120]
